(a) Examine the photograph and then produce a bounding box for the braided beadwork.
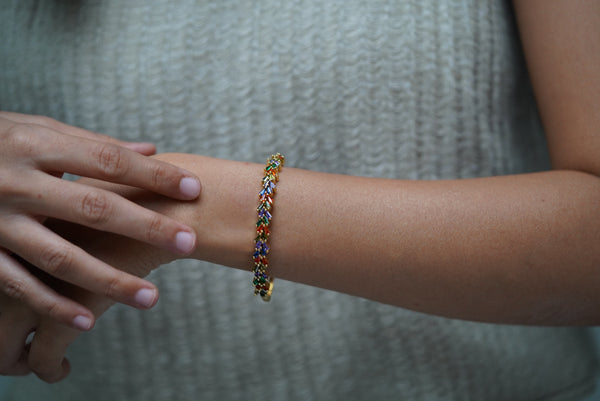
[252,153,285,301]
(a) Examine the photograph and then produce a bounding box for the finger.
[28,321,75,383]
[0,294,36,376]
[57,139,201,200]
[28,287,115,383]
[0,112,156,155]
[120,142,157,156]
[0,250,95,331]
[1,217,160,310]
[0,118,200,200]
[22,174,197,255]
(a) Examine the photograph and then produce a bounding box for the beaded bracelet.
[252,153,285,302]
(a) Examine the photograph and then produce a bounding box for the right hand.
[0,220,162,382]
[0,112,201,331]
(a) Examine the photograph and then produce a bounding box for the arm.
[158,0,600,325]
[513,0,600,176]
[9,152,600,382]
[7,0,600,383]
[155,154,600,326]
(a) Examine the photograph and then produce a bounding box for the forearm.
[159,153,600,326]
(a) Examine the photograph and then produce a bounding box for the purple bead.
[258,210,272,219]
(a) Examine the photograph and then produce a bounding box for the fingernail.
[179,177,201,198]
[175,231,196,254]
[134,288,157,309]
[72,315,93,331]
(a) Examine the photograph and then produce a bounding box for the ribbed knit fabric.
[1,1,598,400]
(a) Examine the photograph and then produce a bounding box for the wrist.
[152,154,261,270]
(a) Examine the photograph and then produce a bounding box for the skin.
[1,0,599,385]
[0,112,201,331]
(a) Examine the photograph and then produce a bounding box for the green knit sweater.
[1,1,597,400]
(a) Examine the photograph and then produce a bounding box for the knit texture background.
[1,0,597,400]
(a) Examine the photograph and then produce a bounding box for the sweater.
[1,1,598,400]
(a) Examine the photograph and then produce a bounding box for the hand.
[0,154,256,383]
[0,192,179,382]
[0,112,201,331]
[0,291,111,383]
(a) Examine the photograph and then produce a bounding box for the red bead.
[256,226,271,236]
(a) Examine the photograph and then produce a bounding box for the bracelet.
[252,153,285,302]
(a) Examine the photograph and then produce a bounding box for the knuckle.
[39,245,73,277]
[94,144,128,178]
[45,300,62,321]
[104,275,123,300]
[150,163,170,189]
[2,278,26,301]
[79,191,111,225]
[145,214,164,243]
[3,123,38,157]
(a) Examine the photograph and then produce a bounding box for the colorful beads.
[252,153,284,302]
